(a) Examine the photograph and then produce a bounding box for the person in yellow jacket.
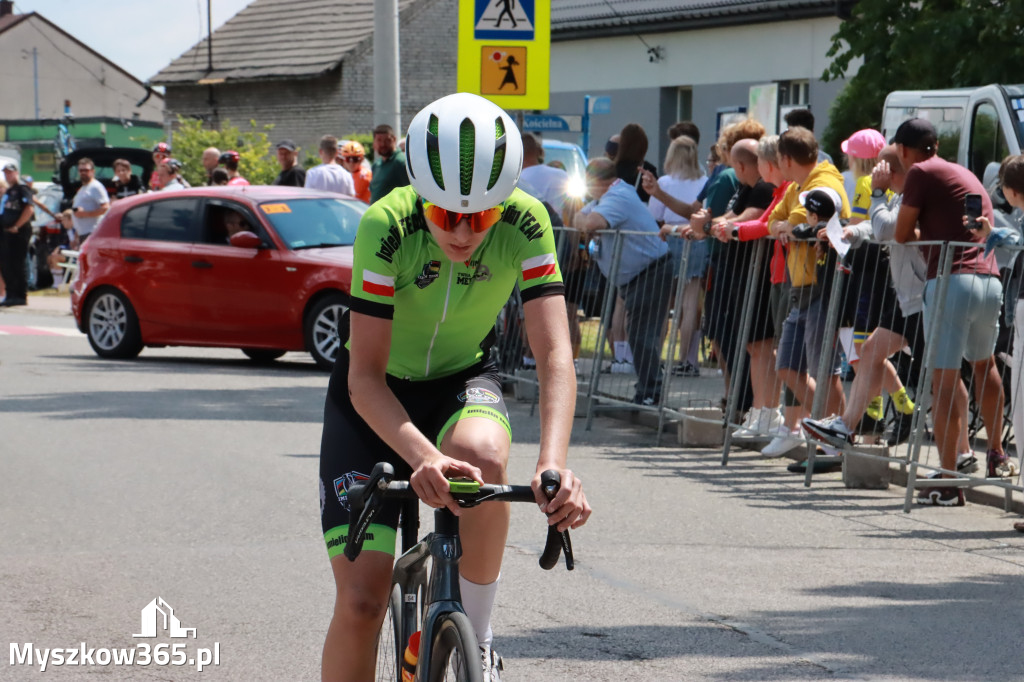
[758,126,851,462]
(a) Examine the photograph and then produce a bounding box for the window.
[259,198,362,249]
[778,80,809,108]
[676,87,692,123]
[202,202,260,245]
[124,198,199,242]
[969,102,1010,182]
[120,204,149,239]
[883,106,963,163]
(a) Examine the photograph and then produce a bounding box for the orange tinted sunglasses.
[422,202,503,233]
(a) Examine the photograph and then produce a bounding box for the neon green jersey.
[349,186,564,380]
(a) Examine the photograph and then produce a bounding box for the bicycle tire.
[426,612,483,682]
[375,583,403,682]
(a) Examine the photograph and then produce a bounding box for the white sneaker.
[758,407,784,435]
[761,426,804,458]
[609,360,634,374]
[480,645,504,682]
[731,408,761,438]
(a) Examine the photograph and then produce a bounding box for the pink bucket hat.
[841,129,886,159]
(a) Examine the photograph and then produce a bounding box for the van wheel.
[305,294,348,370]
[85,287,143,359]
[242,348,287,363]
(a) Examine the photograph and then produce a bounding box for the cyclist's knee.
[444,429,509,481]
[330,555,391,624]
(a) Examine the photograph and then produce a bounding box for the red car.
[71,186,363,369]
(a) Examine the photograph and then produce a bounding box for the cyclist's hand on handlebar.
[410,455,483,516]
[532,468,591,532]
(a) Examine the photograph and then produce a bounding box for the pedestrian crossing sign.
[458,0,549,110]
[474,0,534,41]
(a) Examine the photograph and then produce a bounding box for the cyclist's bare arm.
[522,295,592,531]
[348,311,483,516]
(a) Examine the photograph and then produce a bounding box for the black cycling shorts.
[319,350,510,559]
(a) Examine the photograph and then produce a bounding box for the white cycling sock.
[459,573,499,649]
[613,341,629,363]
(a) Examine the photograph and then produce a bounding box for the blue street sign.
[590,96,611,114]
[474,0,535,41]
[522,114,582,132]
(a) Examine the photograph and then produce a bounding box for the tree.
[821,0,1024,161]
[170,116,280,186]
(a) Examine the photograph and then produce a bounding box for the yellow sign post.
[457,0,549,110]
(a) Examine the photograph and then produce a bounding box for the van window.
[969,102,1010,182]
[883,106,962,163]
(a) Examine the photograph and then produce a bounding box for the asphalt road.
[2,305,1024,681]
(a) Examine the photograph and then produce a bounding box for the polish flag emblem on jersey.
[521,254,556,281]
[362,269,395,297]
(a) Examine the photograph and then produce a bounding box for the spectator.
[272,140,306,187]
[518,132,569,214]
[211,168,230,186]
[156,160,187,191]
[649,135,707,377]
[803,145,932,452]
[604,134,620,160]
[150,142,172,191]
[338,140,372,203]
[893,118,1016,504]
[111,158,143,200]
[71,157,109,242]
[667,121,700,145]
[783,109,833,165]
[306,135,356,196]
[613,123,657,203]
[0,163,34,307]
[763,127,850,460]
[835,129,891,434]
[368,124,409,202]
[219,151,249,186]
[575,157,674,405]
[201,147,221,185]
[975,154,1024,529]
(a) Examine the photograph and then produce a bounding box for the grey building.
[151,0,456,157]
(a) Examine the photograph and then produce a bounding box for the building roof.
[151,0,416,86]
[552,0,842,39]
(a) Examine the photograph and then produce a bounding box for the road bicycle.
[345,462,574,682]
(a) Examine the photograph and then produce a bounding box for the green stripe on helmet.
[427,114,444,190]
[459,118,475,196]
[488,117,506,190]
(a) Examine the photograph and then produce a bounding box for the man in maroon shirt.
[894,118,1016,506]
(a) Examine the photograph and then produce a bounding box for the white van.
[882,84,1024,201]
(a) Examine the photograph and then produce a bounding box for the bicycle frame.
[392,508,470,680]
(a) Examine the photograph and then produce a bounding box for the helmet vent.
[488,117,507,190]
[459,118,475,196]
[427,114,444,190]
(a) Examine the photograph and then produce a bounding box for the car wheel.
[242,348,287,363]
[305,293,349,370]
[85,287,143,359]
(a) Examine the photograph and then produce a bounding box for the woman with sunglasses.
[318,92,591,682]
[338,140,372,203]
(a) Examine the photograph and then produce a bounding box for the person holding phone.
[893,118,1016,506]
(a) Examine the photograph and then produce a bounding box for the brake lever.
[344,462,395,562]
[538,470,574,571]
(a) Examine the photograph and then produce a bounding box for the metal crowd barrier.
[493,226,1023,513]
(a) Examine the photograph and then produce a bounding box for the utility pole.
[373,0,401,134]
[32,47,39,120]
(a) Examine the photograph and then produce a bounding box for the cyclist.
[219,150,249,186]
[318,92,591,682]
[149,142,172,191]
[338,140,372,203]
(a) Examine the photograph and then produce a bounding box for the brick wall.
[162,0,457,160]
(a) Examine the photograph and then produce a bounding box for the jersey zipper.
[423,262,455,377]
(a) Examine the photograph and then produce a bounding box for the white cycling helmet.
[405,92,523,213]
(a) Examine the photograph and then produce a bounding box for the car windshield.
[259,198,363,249]
[542,145,587,178]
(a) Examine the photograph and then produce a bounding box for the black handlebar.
[344,462,574,571]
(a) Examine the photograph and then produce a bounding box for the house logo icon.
[133,597,197,639]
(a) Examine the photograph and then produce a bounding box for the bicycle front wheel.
[375,583,403,682]
[426,612,483,682]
